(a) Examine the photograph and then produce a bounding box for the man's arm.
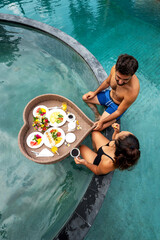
[102,98,133,123]
[83,66,114,100]
[93,74,111,95]
[94,95,136,130]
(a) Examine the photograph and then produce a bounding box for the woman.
[74,123,140,175]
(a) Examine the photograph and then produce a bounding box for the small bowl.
[65,133,76,143]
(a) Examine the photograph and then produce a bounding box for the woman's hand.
[84,91,96,100]
[74,157,87,165]
[93,120,103,131]
[112,123,120,133]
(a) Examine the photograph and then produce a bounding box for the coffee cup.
[67,113,76,122]
[70,148,80,158]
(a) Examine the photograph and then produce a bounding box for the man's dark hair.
[115,54,138,76]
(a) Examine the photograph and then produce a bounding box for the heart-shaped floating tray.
[18,94,94,164]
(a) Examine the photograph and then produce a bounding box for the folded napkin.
[36,148,54,157]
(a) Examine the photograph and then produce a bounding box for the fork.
[31,150,40,156]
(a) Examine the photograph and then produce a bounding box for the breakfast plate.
[43,127,65,148]
[33,105,49,118]
[48,109,67,127]
[26,132,44,148]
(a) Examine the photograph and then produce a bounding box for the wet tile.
[75,188,105,225]
[54,212,90,240]
[89,171,114,196]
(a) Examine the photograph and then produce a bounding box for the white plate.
[43,127,65,148]
[48,109,67,127]
[26,132,44,148]
[33,105,49,118]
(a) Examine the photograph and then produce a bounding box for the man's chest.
[110,77,126,99]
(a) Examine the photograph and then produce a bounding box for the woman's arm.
[74,157,98,174]
[74,157,113,175]
[112,123,120,140]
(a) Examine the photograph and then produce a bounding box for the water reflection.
[0,24,20,66]
[113,0,160,27]
[0,0,26,15]
[68,0,110,42]
[34,0,56,15]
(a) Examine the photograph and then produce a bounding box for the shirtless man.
[82,54,140,131]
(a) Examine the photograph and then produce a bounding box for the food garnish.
[76,119,82,130]
[51,146,59,155]
[33,116,50,133]
[50,112,64,124]
[50,129,62,144]
[36,107,46,117]
[30,134,42,146]
[46,129,62,148]
[46,132,55,147]
[112,123,119,129]
[61,102,67,111]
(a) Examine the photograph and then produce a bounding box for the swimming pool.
[0,0,160,239]
[0,19,100,239]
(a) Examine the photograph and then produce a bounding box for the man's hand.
[93,120,104,131]
[83,91,96,100]
[74,157,86,165]
[112,123,120,133]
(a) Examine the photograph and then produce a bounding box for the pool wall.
[0,13,114,240]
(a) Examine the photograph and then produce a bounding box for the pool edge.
[0,13,107,84]
[54,125,116,240]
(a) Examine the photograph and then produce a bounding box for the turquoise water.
[0,0,160,239]
[0,23,98,239]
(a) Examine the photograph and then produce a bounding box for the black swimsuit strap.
[103,152,114,163]
[102,145,115,163]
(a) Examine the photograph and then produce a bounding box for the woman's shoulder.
[101,149,115,165]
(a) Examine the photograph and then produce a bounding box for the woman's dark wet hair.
[114,134,140,170]
[115,54,138,76]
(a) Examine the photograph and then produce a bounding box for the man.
[82,54,140,131]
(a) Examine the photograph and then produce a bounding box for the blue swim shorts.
[97,89,124,120]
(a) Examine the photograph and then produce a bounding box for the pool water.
[0,0,160,239]
[0,23,98,239]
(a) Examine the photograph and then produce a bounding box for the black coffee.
[68,114,73,119]
[71,149,79,157]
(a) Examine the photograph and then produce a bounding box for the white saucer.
[65,133,76,143]
[67,113,76,122]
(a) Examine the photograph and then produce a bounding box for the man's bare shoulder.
[105,65,115,84]
[110,65,116,75]
[125,75,140,102]
[131,74,140,92]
